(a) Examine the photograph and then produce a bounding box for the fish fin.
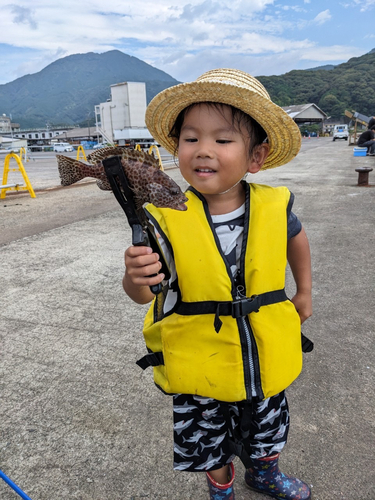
[86,146,124,163]
[122,148,161,170]
[57,155,89,186]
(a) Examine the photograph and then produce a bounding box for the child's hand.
[291,291,312,324]
[123,246,164,304]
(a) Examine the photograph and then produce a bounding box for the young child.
[123,69,312,500]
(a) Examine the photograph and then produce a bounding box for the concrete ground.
[1,139,374,500]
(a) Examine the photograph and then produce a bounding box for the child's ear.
[247,143,270,173]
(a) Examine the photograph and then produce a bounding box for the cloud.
[177,0,221,21]
[137,41,363,81]
[0,0,372,85]
[299,45,360,62]
[313,9,331,25]
[353,0,375,11]
[279,4,307,12]
[7,4,38,29]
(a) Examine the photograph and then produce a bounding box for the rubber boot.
[244,453,310,499]
[206,462,235,499]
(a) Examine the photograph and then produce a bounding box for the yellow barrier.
[134,144,164,171]
[0,153,36,199]
[148,144,164,171]
[76,145,87,161]
[19,147,29,162]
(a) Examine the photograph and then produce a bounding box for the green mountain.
[0,50,179,128]
[305,64,336,72]
[1,48,374,127]
[258,50,375,120]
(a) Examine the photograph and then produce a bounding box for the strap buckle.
[231,296,260,318]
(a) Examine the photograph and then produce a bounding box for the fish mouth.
[175,202,188,211]
[173,198,188,212]
[176,194,188,211]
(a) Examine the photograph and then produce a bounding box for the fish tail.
[57,155,88,186]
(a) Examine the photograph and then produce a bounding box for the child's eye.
[216,139,232,144]
[185,138,198,142]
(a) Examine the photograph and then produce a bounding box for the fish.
[173,402,200,413]
[194,451,225,471]
[200,433,227,450]
[258,407,281,427]
[173,443,200,458]
[202,407,219,418]
[173,461,195,471]
[173,418,195,435]
[56,146,188,211]
[182,430,208,444]
[192,396,216,405]
[196,419,226,430]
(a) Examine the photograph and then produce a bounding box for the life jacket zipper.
[236,286,260,399]
[240,317,257,397]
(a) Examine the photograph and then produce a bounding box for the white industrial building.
[0,114,20,133]
[95,82,154,146]
[0,114,26,150]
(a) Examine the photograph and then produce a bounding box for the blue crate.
[353,147,367,157]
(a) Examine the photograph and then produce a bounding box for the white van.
[53,142,74,152]
[333,125,349,141]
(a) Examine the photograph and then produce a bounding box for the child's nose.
[196,140,214,158]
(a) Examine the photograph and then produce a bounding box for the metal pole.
[0,469,33,500]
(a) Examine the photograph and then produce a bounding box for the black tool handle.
[132,223,162,295]
[101,155,168,295]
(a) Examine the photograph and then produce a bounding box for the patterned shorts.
[173,392,289,472]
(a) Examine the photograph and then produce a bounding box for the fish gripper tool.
[102,155,170,295]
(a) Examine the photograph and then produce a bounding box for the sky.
[0,0,374,86]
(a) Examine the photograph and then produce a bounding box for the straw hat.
[145,68,301,170]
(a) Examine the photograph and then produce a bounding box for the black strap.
[176,289,287,317]
[302,333,314,353]
[136,351,164,370]
[176,289,288,333]
[220,402,255,469]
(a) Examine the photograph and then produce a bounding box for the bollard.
[355,167,373,186]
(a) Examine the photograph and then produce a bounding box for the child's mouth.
[195,168,215,174]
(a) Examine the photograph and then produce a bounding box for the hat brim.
[145,80,301,170]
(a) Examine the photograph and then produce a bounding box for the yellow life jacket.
[138,183,302,402]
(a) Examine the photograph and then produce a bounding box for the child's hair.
[169,102,267,158]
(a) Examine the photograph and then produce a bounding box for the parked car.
[93,143,110,150]
[332,125,349,141]
[53,142,74,152]
[0,146,20,153]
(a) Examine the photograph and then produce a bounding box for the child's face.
[178,103,263,212]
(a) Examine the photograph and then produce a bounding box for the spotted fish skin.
[57,147,188,211]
